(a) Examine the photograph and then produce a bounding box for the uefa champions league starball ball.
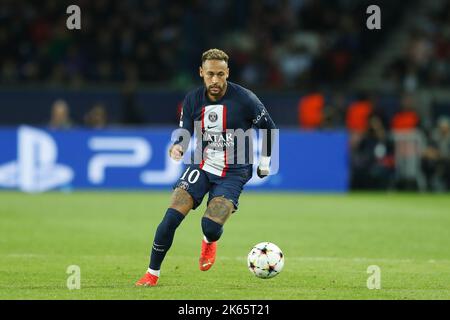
[247,242,284,279]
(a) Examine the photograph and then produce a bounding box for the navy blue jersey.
[176,81,276,177]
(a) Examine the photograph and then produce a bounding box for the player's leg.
[136,166,210,286]
[199,169,252,271]
[203,196,234,238]
[147,188,193,274]
[199,197,234,271]
[136,188,194,287]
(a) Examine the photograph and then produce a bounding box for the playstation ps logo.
[0,126,74,193]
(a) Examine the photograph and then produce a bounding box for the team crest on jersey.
[208,112,218,123]
[177,181,189,191]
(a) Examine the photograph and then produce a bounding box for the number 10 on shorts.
[180,167,200,184]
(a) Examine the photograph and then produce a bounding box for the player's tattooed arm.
[169,188,193,215]
[204,197,234,225]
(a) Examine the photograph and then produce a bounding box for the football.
[247,242,284,279]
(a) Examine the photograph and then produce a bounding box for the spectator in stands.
[345,93,374,149]
[382,1,450,90]
[0,1,401,90]
[421,116,450,191]
[391,94,420,132]
[84,103,108,129]
[48,99,73,129]
[297,92,324,130]
[322,92,347,129]
[346,94,374,133]
[351,115,395,190]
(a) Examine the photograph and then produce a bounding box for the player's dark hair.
[201,49,229,64]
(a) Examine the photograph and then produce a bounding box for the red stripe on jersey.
[221,105,228,177]
[201,106,205,130]
[200,106,205,169]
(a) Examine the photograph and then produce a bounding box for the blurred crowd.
[48,99,108,129]
[2,0,449,191]
[383,0,450,91]
[296,91,450,192]
[1,0,403,89]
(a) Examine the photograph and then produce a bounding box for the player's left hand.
[257,156,271,178]
[257,165,270,178]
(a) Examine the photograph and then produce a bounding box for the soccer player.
[136,48,277,286]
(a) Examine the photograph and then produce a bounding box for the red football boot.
[135,272,159,287]
[199,239,217,271]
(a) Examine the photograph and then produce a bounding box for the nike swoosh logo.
[206,125,218,129]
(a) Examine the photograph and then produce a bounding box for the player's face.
[200,60,229,99]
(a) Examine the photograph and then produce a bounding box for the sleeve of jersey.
[249,93,277,157]
[172,96,194,151]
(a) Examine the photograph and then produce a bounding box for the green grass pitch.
[1,191,449,300]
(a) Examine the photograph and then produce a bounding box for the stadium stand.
[0,0,448,191]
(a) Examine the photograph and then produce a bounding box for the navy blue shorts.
[173,164,253,211]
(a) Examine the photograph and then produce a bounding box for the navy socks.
[201,217,223,242]
[149,208,185,270]
[149,211,224,271]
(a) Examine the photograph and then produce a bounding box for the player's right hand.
[169,144,183,161]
